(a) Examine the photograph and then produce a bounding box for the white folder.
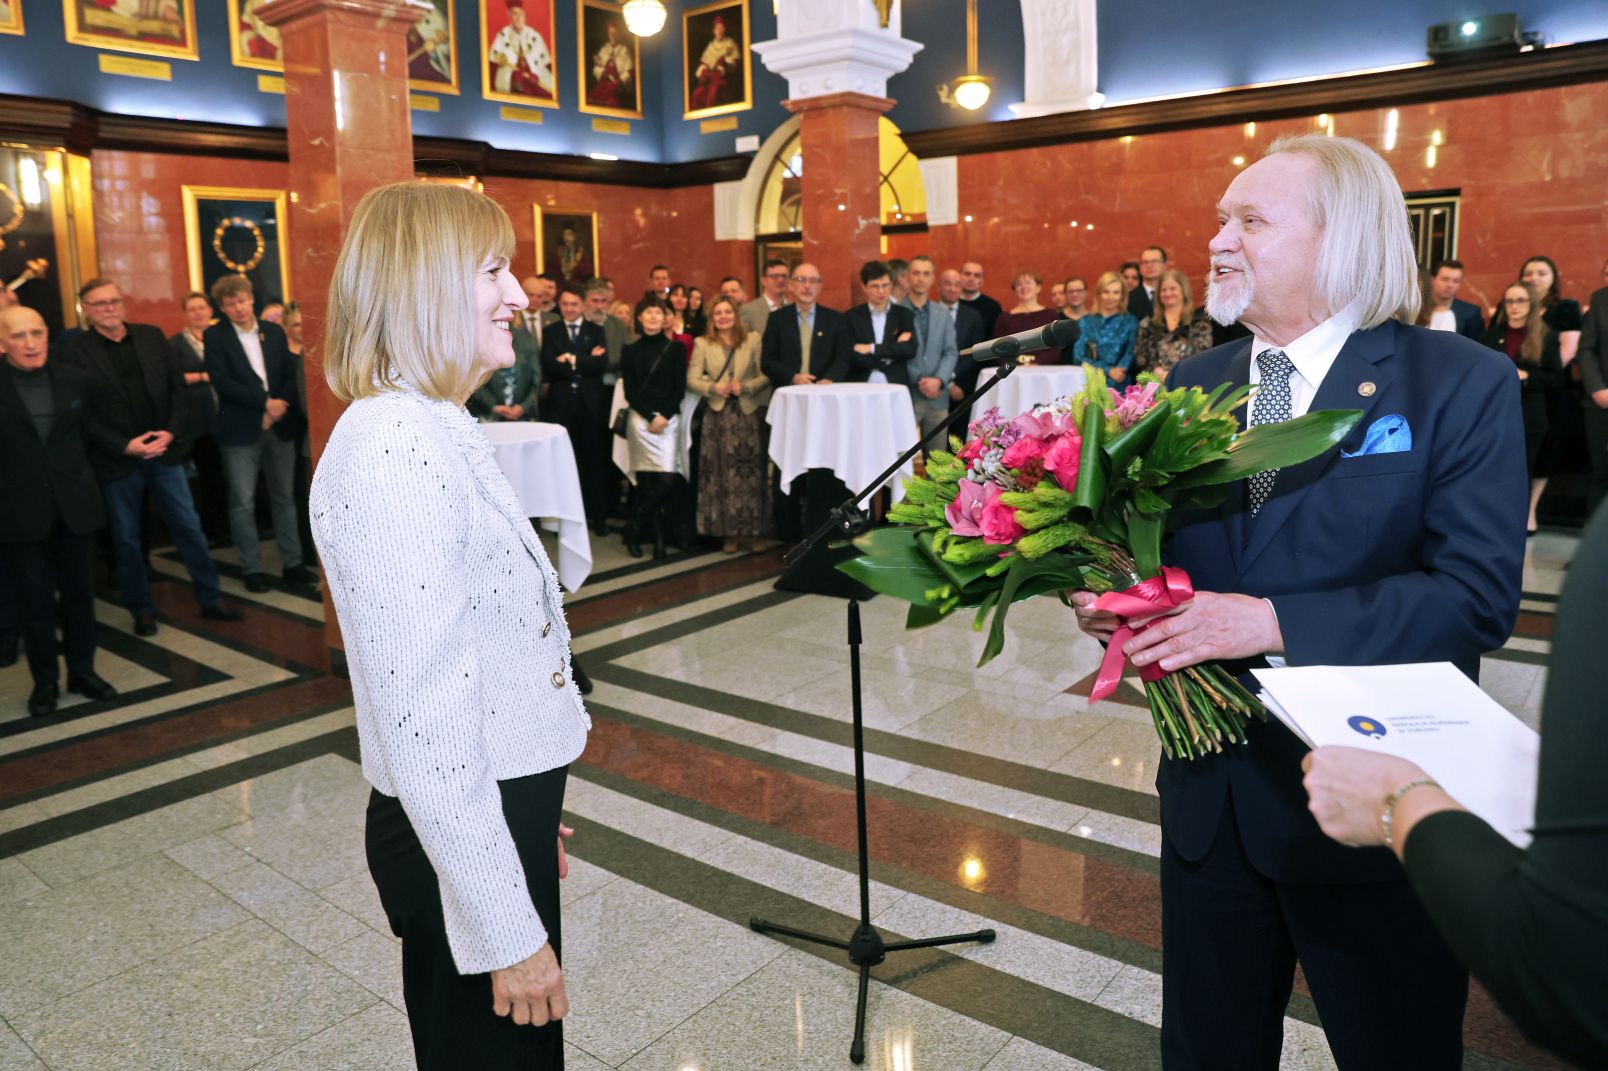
[1253,662,1540,847]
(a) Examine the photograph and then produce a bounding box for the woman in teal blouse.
[1073,270,1138,383]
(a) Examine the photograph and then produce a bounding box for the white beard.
[1205,269,1254,327]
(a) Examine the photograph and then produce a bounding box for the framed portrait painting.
[408,0,458,94]
[534,207,598,287]
[1,0,25,37]
[63,0,198,60]
[577,0,640,120]
[480,0,557,108]
[682,0,750,120]
[227,0,280,70]
[181,185,291,308]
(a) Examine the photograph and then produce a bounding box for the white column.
[753,0,922,101]
[1009,0,1104,119]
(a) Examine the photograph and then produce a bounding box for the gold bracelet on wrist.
[1380,778,1441,849]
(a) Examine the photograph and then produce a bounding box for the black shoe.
[201,602,244,622]
[591,523,610,538]
[244,573,271,593]
[67,671,118,701]
[0,633,17,667]
[133,613,158,637]
[282,565,316,587]
[570,657,593,695]
[624,527,644,558]
[28,681,58,717]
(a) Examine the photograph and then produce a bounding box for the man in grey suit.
[1580,282,1608,512]
[897,255,957,449]
[739,258,791,335]
[583,278,629,378]
[468,316,541,423]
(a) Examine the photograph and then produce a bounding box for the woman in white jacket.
[311,181,587,1069]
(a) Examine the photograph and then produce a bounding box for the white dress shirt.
[866,303,890,384]
[1248,313,1354,418]
[1429,308,1458,332]
[235,321,268,389]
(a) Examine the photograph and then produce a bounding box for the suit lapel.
[1237,323,1395,576]
[1217,340,1254,569]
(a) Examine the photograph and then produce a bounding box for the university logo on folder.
[1347,715,1387,739]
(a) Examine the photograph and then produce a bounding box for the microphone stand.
[752,340,1028,1064]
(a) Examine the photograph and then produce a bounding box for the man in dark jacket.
[204,273,310,593]
[0,305,117,716]
[844,260,918,386]
[758,262,851,388]
[541,286,612,533]
[67,279,240,636]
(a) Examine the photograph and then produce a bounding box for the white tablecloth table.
[987,365,1088,420]
[766,383,919,504]
[608,379,701,483]
[480,421,593,592]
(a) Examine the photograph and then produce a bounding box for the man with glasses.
[845,260,916,387]
[66,279,242,636]
[760,263,852,539]
[740,259,792,335]
[1128,245,1169,319]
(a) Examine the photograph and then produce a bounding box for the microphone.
[962,317,1080,363]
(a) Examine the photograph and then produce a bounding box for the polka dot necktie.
[1247,349,1294,515]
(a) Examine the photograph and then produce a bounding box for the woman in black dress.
[1483,283,1564,533]
[619,294,685,559]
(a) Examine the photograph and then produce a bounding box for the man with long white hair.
[1074,135,1528,1068]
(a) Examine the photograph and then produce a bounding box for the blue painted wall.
[3,1,1605,165]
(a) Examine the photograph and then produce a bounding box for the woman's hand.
[1110,367,1128,384]
[1068,590,1122,641]
[557,822,573,879]
[649,415,669,434]
[1301,747,1429,848]
[490,943,568,1026]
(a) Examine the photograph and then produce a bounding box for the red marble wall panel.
[91,151,292,332]
[901,82,1608,320]
[787,93,891,311]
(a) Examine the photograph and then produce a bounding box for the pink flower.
[1107,382,1160,429]
[1000,434,1046,470]
[957,437,986,465]
[980,487,1026,545]
[1043,432,1082,482]
[1011,408,1077,443]
[945,479,988,538]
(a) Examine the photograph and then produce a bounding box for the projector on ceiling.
[1426,13,1527,61]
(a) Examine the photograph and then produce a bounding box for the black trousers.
[1160,798,1466,1070]
[188,433,232,544]
[366,767,568,1071]
[0,510,98,686]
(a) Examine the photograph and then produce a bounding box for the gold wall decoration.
[64,0,198,61]
[578,0,642,120]
[182,185,292,303]
[682,0,751,121]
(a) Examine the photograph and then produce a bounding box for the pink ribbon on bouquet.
[1089,566,1195,701]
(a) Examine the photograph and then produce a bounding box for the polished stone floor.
[0,526,1578,1071]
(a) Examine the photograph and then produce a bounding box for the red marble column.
[784,92,892,311]
[256,0,426,650]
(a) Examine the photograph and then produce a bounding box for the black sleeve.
[1399,506,1608,1068]
[760,313,793,387]
[163,341,189,440]
[1544,298,1583,334]
[877,307,918,362]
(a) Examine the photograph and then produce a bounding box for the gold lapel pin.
[1358,381,1377,397]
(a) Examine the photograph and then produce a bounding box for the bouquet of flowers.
[839,370,1361,760]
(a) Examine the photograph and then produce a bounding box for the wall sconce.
[622,0,667,37]
[938,0,991,111]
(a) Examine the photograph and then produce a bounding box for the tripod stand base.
[749,916,996,1064]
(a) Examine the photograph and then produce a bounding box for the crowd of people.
[4,229,1606,721]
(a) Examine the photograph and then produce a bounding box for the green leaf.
[906,604,948,630]
[1127,511,1165,578]
[1168,409,1363,491]
[1070,400,1107,519]
[835,527,949,606]
[978,551,1090,665]
[1103,396,1173,475]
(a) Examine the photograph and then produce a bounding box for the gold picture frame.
[0,0,26,37]
[227,0,281,71]
[576,0,640,121]
[408,0,460,95]
[181,185,292,304]
[63,0,199,60]
[480,0,559,109]
[533,206,599,286]
[682,0,751,120]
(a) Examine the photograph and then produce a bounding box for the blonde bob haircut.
[1263,134,1420,330]
[324,181,515,403]
[1093,270,1126,309]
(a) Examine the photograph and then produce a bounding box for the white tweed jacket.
[311,387,590,975]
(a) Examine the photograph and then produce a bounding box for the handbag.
[613,339,675,438]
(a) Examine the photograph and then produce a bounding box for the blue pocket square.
[1341,413,1411,457]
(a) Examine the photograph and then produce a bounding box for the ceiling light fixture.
[938,0,991,111]
[621,0,667,37]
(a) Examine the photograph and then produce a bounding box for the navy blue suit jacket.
[1451,297,1486,341]
[203,320,297,448]
[1161,319,1528,884]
